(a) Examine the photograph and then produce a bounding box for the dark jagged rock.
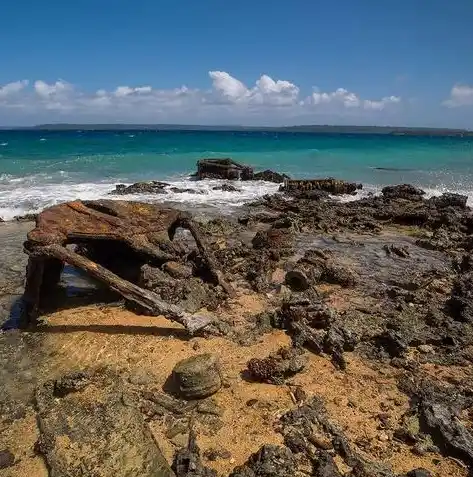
[0,449,15,469]
[447,271,473,322]
[399,379,473,468]
[246,347,306,384]
[170,187,204,195]
[196,158,253,180]
[229,445,296,477]
[429,192,468,209]
[212,184,241,192]
[284,269,310,292]
[281,178,362,196]
[110,181,170,195]
[14,213,37,222]
[172,354,222,399]
[382,184,425,200]
[312,452,343,476]
[253,170,290,183]
[172,431,217,477]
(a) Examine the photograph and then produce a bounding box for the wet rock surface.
[110,181,170,195]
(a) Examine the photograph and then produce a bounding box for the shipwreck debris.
[22,199,235,332]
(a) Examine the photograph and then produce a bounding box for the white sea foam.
[1,173,472,222]
[0,176,280,221]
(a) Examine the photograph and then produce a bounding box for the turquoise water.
[1,129,473,219]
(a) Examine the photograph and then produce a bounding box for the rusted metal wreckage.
[22,200,235,333]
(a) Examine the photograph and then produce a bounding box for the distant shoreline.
[1,124,472,136]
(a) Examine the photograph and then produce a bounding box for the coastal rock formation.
[196,158,253,180]
[382,184,425,200]
[280,178,362,196]
[110,181,170,195]
[253,170,290,183]
[172,354,222,399]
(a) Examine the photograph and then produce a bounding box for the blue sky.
[1,0,473,127]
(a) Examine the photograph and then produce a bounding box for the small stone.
[417,344,434,354]
[0,449,15,469]
[172,353,222,400]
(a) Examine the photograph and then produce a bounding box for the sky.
[1,0,473,128]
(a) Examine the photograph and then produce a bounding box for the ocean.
[1,129,473,220]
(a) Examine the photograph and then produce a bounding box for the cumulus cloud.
[0,72,402,123]
[443,84,473,107]
[0,80,29,98]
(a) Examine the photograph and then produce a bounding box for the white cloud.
[443,84,473,107]
[34,80,71,98]
[0,80,29,98]
[0,72,402,123]
[364,96,401,111]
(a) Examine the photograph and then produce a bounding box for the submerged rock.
[169,187,204,194]
[172,354,222,399]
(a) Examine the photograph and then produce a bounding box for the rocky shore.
[1,179,473,477]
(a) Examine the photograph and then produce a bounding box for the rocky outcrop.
[281,178,362,196]
[246,346,306,384]
[172,354,222,399]
[382,184,425,200]
[429,192,468,208]
[196,158,253,180]
[110,181,170,195]
[253,170,290,183]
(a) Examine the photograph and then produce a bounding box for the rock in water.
[253,170,290,183]
[35,371,174,477]
[212,184,241,192]
[110,181,170,195]
[429,192,468,209]
[281,178,362,196]
[381,184,425,200]
[172,354,222,399]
